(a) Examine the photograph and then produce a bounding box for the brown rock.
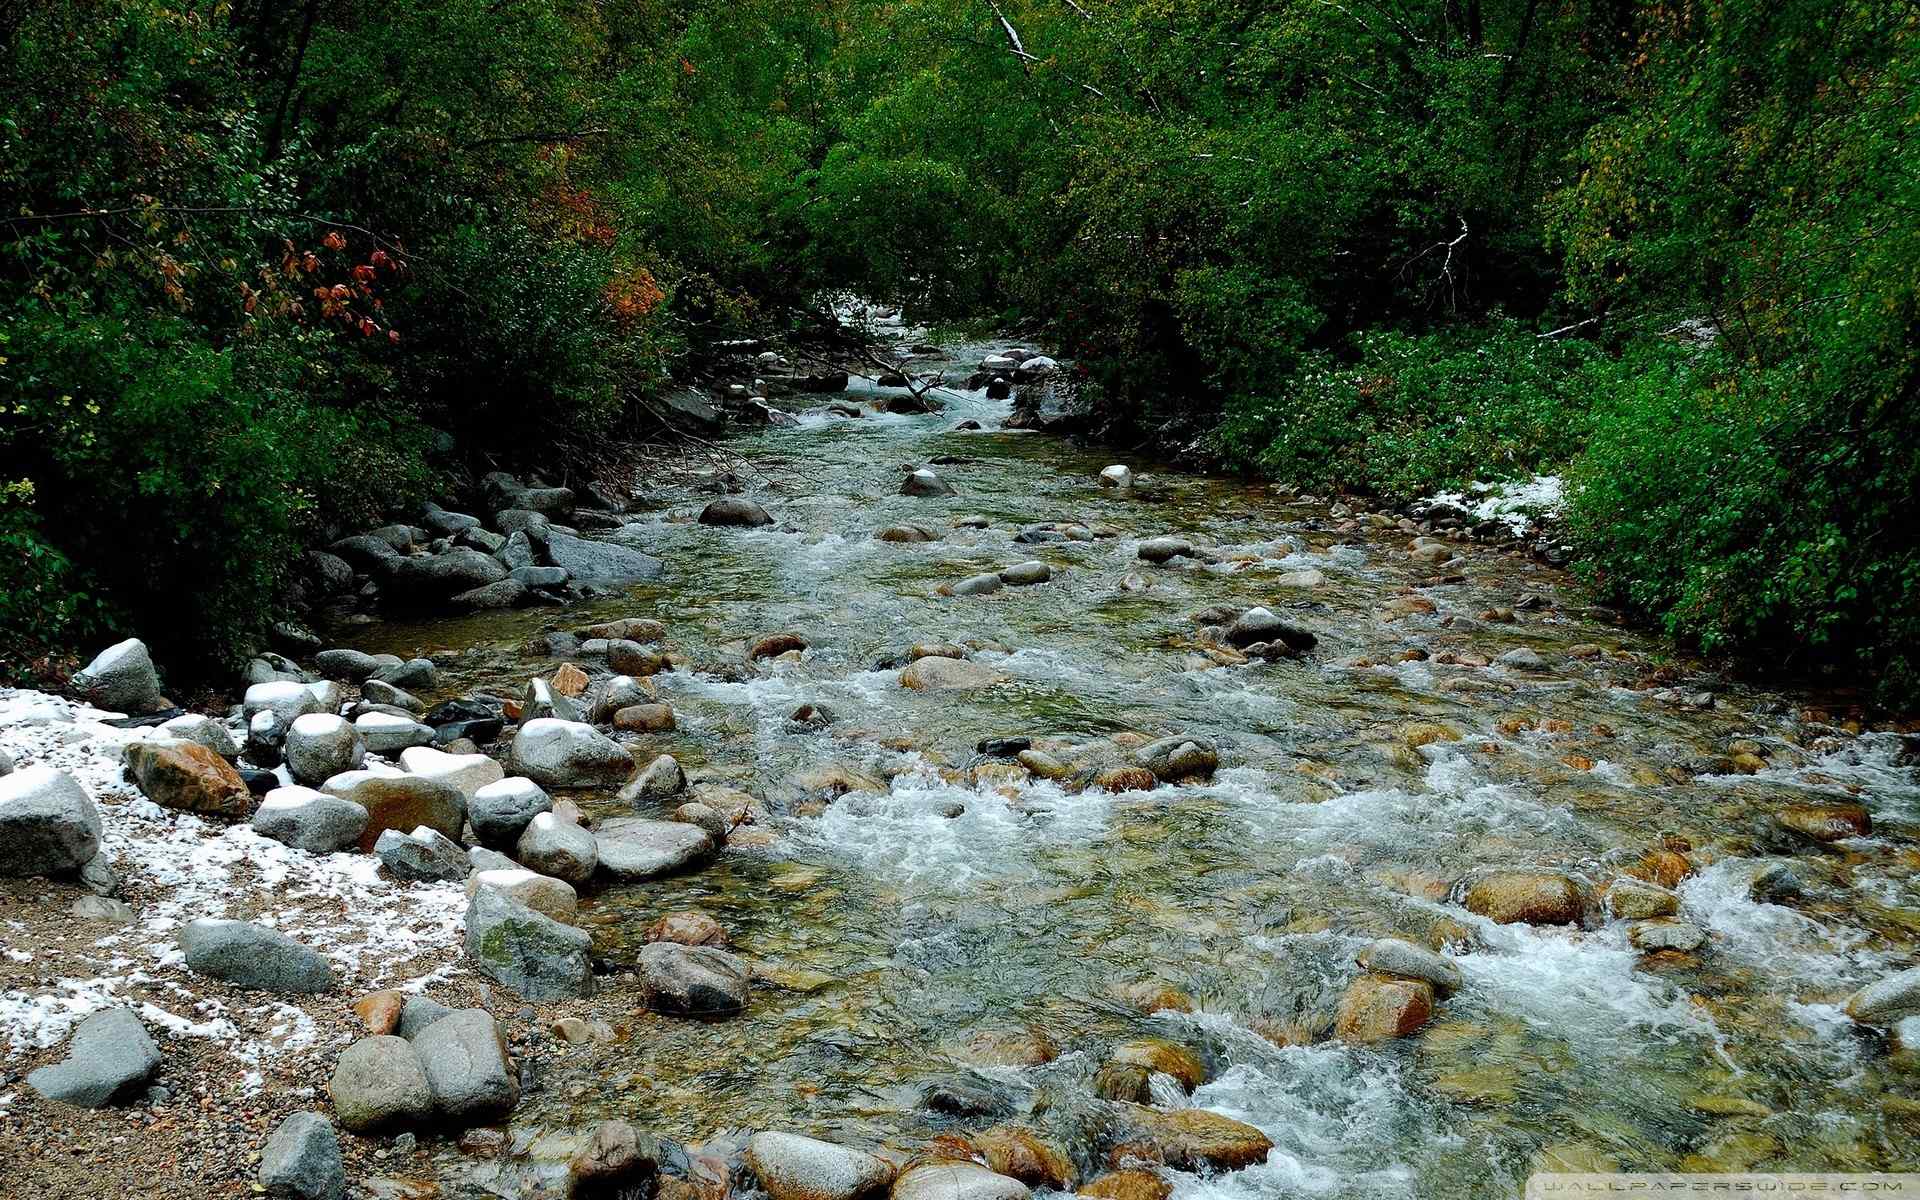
[1629,849,1693,889]
[1093,1063,1153,1103]
[1460,871,1585,925]
[963,1029,1058,1067]
[1114,981,1194,1014]
[749,633,809,661]
[645,910,730,947]
[1116,1106,1273,1171]
[1110,1038,1207,1090]
[570,1120,659,1194]
[971,1127,1074,1190]
[352,989,405,1035]
[551,663,590,698]
[1605,877,1680,920]
[1334,974,1435,1043]
[608,642,669,677]
[1079,1171,1170,1200]
[1093,767,1158,793]
[613,703,677,733]
[1777,803,1871,843]
[579,618,666,643]
[124,740,251,818]
[900,657,1007,691]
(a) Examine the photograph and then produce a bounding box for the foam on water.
[1677,858,1879,984]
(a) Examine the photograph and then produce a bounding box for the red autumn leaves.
[242,228,406,344]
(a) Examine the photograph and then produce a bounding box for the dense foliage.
[3,0,1915,696]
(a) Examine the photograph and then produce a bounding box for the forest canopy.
[2,0,1916,698]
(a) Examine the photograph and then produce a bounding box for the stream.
[345,321,1920,1195]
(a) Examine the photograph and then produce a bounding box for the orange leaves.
[605,266,665,327]
[252,228,408,344]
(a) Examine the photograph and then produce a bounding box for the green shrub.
[1216,321,1598,501]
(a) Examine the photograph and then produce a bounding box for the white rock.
[354,712,434,755]
[398,746,504,799]
[1099,464,1133,489]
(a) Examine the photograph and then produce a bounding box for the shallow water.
[349,329,1920,1193]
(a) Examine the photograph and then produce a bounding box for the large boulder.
[1354,938,1463,995]
[1460,871,1586,926]
[0,765,102,877]
[179,918,335,993]
[1845,966,1920,1027]
[321,771,466,852]
[374,826,471,883]
[72,638,165,714]
[26,1008,161,1107]
[1133,735,1218,783]
[900,657,1006,691]
[244,680,326,727]
[464,868,578,925]
[746,1132,896,1200]
[326,1035,433,1132]
[464,884,593,999]
[516,812,599,885]
[258,1111,346,1200]
[470,776,552,848]
[1136,537,1193,565]
[353,711,434,755]
[507,719,633,789]
[544,529,664,584]
[1333,974,1435,1043]
[285,714,365,786]
[638,943,750,1017]
[314,649,400,683]
[377,549,509,602]
[700,497,775,527]
[125,739,252,818]
[251,786,369,854]
[412,1009,519,1123]
[890,1163,1030,1200]
[1223,607,1317,651]
[594,817,714,882]
[1108,1107,1272,1172]
[397,746,503,800]
[901,468,955,497]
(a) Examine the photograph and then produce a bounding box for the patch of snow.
[1417,474,1564,535]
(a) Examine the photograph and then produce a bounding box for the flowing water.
[348,325,1920,1195]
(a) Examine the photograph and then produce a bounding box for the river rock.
[545,529,664,584]
[1112,1106,1273,1171]
[892,1163,1030,1200]
[1224,607,1317,650]
[320,770,466,851]
[949,572,1004,597]
[72,638,165,714]
[1607,877,1680,920]
[378,549,509,602]
[470,776,552,847]
[1630,919,1707,953]
[701,497,774,527]
[353,711,434,754]
[422,504,481,536]
[1776,802,1871,843]
[125,739,252,818]
[284,714,364,785]
[251,786,369,854]
[397,745,502,799]
[26,1008,161,1107]
[508,718,633,789]
[1495,647,1550,672]
[517,812,599,884]
[623,754,687,804]
[613,703,677,733]
[243,681,326,729]
[315,649,399,683]
[1110,1039,1207,1090]
[901,657,1007,691]
[901,468,955,497]
[638,943,750,1016]
[1099,465,1133,489]
[327,1035,432,1131]
[413,1008,518,1122]
[1334,973,1435,1042]
[746,1132,896,1200]
[1845,966,1920,1026]
[1355,938,1463,995]
[645,910,729,946]
[180,918,335,993]
[258,1111,346,1200]
[159,713,241,758]
[1136,537,1193,565]
[1133,735,1218,783]
[0,765,102,877]
[465,868,578,924]
[464,884,593,999]
[1460,871,1586,925]
[569,1120,662,1194]
[375,825,470,883]
[999,561,1051,586]
[1079,1171,1170,1200]
[876,524,940,543]
[594,817,714,881]
[397,995,455,1040]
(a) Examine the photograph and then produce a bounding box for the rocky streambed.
[4,312,1920,1198]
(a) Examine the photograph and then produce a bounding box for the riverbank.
[5,320,1920,1198]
